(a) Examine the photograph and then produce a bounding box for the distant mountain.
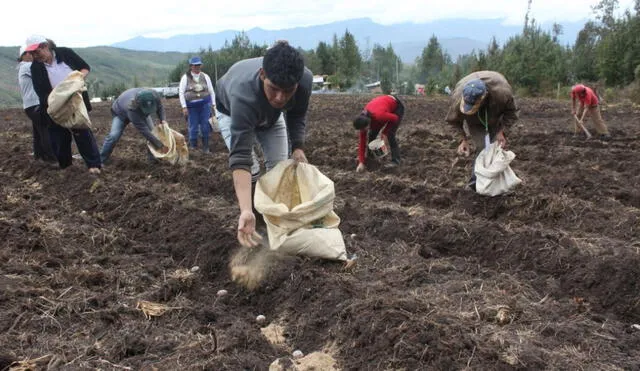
[112,17,586,62]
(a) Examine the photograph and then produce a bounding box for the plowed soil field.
[1,94,639,370]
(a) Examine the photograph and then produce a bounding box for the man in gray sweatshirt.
[215,41,313,247]
[100,88,168,163]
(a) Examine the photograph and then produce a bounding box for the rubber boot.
[202,135,210,153]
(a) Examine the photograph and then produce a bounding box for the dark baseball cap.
[136,90,157,115]
[460,79,487,115]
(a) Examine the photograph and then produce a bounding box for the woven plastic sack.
[368,138,389,158]
[254,160,347,261]
[474,142,522,196]
[147,121,189,165]
[46,71,91,129]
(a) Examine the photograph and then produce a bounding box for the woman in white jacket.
[179,56,216,153]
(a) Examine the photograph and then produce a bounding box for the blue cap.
[461,79,487,114]
[189,56,203,65]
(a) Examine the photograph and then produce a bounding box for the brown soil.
[1,95,640,370]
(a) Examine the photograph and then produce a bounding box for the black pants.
[24,106,56,162]
[367,96,404,164]
[47,118,102,169]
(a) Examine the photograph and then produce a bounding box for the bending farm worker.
[179,56,216,152]
[571,84,611,141]
[445,70,519,190]
[99,88,168,164]
[353,94,405,172]
[214,41,313,247]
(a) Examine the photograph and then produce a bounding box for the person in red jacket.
[571,84,611,141]
[353,95,404,172]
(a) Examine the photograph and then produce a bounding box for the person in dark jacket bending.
[26,35,101,174]
[445,70,519,190]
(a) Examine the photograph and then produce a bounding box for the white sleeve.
[206,74,215,106]
[178,74,187,108]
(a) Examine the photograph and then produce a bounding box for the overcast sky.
[3,0,636,47]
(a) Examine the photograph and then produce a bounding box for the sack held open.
[254,160,348,261]
[474,142,522,196]
[147,121,189,165]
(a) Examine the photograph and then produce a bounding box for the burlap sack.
[147,121,189,165]
[46,71,91,129]
[254,160,347,261]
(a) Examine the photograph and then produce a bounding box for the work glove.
[356,162,366,173]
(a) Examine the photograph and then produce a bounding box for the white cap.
[18,46,26,59]
[25,35,47,52]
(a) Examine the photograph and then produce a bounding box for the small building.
[312,75,334,92]
[365,81,383,94]
[313,75,325,87]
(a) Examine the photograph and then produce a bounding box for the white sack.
[47,71,91,129]
[254,160,347,261]
[474,142,522,196]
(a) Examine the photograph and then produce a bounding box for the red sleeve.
[358,129,367,164]
[373,111,399,125]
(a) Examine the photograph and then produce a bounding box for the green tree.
[299,48,321,75]
[380,70,392,94]
[500,18,569,94]
[417,35,447,82]
[168,32,267,85]
[315,41,336,75]
[364,43,401,86]
[572,21,600,81]
[336,30,362,89]
[591,0,640,85]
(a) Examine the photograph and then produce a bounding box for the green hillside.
[0,46,188,108]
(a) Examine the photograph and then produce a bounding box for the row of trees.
[417,0,640,97]
[100,0,639,99]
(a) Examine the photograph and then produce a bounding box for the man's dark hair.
[263,41,304,88]
[353,112,371,130]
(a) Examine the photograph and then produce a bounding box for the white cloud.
[2,0,636,47]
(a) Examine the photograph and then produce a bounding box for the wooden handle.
[573,115,592,138]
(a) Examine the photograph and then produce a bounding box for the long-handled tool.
[573,114,592,139]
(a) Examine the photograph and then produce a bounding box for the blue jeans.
[217,110,289,181]
[100,115,155,163]
[187,104,211,148]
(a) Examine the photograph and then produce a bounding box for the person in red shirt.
[352,95,404,172]
[571,84,611,141]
